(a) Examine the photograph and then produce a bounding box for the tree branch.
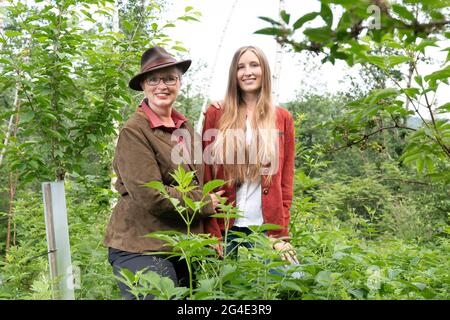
[330,124,417,153]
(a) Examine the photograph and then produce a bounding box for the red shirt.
[140,99,190,159]
[140,99,187,131]
[202,105,295,239]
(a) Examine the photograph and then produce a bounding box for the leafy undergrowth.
[1,179,448,300]
[0,180,120,300]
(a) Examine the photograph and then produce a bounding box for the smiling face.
[141,67,181,110]
[237,50,262,95]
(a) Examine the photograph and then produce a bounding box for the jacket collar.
[140,99,187,131]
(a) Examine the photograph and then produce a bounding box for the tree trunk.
[5,104,20,255]
[195,0,239,134]
[3,82,20,255]
[272,0,285,105]
[5,172,18,254]
[110,0,121,206]
[0,85,19,168]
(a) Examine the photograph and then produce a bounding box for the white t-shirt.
[234,118,264,227]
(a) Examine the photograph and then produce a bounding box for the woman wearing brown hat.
[104,46,223,299]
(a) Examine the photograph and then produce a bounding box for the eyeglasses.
[145,75,179,86]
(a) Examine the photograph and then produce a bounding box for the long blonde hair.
[213,46,277,186]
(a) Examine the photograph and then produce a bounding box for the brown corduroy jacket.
[104,103,215,253]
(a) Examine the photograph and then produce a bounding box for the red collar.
[140,99,187,130]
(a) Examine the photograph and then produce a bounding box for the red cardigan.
[202,105,295,239]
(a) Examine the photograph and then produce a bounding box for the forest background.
[0,0,449,299]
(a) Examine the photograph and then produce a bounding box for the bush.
[315,175,392,222]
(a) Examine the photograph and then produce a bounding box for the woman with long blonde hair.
[203,46,297,263]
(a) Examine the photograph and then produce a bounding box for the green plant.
[0,180,120,300]
[117,268,189,300]
[140,166,225,299]
[286,192,450,300]
[115,166,304,300]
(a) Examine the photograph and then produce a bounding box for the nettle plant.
[116,166,305,300]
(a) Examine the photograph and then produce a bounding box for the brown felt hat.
[129,46,191,91]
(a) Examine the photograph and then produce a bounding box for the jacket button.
[263,188,268,195]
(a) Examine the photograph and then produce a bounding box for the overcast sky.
[166,0,449,112]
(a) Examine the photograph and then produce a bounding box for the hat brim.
[128,60,191,91]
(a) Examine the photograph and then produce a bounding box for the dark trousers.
[108,247,189,300]
[224,226,254,258]
[223,226,284,276]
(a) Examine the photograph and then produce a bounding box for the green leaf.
[348,288,365,299]
[402,87,420,98]
[364,55,386,69]
[414,75,423,86]
[80,9,92,19]
[254,27,286,37]
[280,10,290,24]
[282,280,303,292]
[424,66,450,83]
[429,10,445,20]
[171,45,187,52]
[336,11,351,31]
[293,12,319,30]
[178,15,200,22]
[118,268,137,284]
[20,140,38,148]
[210,213,244,219]
[147,230,185,237]
[387,55,411,67]
[182,170,195,188]
[43,112,58,122]
[20,112,35,123]
[196,278,216,293]
[303,27,332,42]
[159,276,178,297]
[219,264,237,282]
[320,3,333,27]
[416,158,425,175]
[252,223,283,232]
[183,195,196,212]
[5,30,22,38]
[436,102,450,114]
[367,88,400,106]
[425,157,434,173]
[315,270,332,286]
[392,4,416,22]
[202,179,225,196]
[416,39,438,53]
[258,16,282,26]
[144,180,165,193]
[169,197,180,208]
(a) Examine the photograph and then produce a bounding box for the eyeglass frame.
[144,75,179,86]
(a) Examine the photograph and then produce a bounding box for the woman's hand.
[269,237,299,265]
[203,100,223,114]
[211,243,224,259]
[209,190,225,210]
